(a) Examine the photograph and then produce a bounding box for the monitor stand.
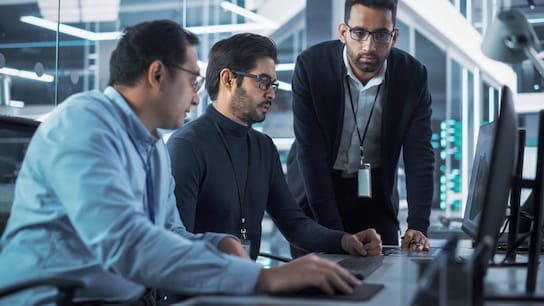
[480,110,544,303]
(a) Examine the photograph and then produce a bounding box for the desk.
[171,254,422,306]
[483,260,544,306]
[171,252,544,306]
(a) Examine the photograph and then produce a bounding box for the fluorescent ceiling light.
[220,1,279,29]
[276,63,295,71]
[20,16,121,41]
[0,67,54,83]
[37,0,120,23]
[21,16,276,41]
[188,23,277,34]
[277,80,291,91]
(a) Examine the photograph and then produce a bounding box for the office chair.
[0,114,40,236]
[0,277,85,306]
[0,116,83,305]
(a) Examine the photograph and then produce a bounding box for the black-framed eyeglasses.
[232,70,279,92]
[344,23,395,44]
[170,64,205,92]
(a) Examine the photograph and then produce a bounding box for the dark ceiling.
[2,0,544,107]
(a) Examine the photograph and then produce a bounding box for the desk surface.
[172,249,544,306]
[172,254,420,306]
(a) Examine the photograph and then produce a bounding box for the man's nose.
[265,87,276,100]
[191,91,200,106]
[362,36,377,52]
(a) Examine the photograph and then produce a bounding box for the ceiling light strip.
[0,67,54,82]
[21,16,276,41]
[220,1,278,29]
[20,16,121,40]
[276,63,295,71]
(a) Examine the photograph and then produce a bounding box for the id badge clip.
[240,227,251,255]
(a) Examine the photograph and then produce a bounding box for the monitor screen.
[461,122,495,238]
[474,86,518,269]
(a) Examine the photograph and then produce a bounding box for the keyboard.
[337,255,384,280]
[382,246,441,258]
[289,283,385,301]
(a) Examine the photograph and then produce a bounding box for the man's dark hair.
[108,20,199,86]
[344,0,398,26]
[205,33,278,101]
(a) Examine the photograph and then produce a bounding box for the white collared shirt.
[333,46,386,174]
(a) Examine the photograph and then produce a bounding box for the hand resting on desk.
[255,254,361,295]
[400,229,430,251]
[341,228,382,256]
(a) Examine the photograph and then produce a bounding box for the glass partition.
[0,2,57,119]
[415,30,447,210]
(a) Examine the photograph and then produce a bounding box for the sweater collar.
[206,104,250,137]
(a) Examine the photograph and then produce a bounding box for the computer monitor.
[465,86,518,305]
[461,122,495,239]
[525,109,544,293]
[473,86,518,266]
[0,114,39,235]
[482,112,544,305]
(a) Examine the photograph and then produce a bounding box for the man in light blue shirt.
[0,20,360,305]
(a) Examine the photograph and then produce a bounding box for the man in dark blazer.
[287,0,434,252]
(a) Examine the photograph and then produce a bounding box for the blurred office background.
[0,0,543,262]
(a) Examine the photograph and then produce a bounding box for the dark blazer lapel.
[333,44,347,154]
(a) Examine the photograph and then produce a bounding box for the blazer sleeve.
[402,65,435,234]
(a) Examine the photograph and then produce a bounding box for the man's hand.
[341,228,382,256]
[218,236,251,259]
[255,254,361,295]
[400,229,430,251]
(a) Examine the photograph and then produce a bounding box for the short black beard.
[231,87,266,125]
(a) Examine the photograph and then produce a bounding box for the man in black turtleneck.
[167,33,382,260]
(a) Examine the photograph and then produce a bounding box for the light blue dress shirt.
[0,87,262,305]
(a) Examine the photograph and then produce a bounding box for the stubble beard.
[232,87,268,125]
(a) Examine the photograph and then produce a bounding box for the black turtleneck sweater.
[167,105,345,259]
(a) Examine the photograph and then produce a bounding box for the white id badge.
[358,163,372,198]
[241,239,251,255]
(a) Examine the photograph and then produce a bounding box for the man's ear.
[147,60,164,89]
[338,22,347,44]
[219,68,236,92]
[390,28,399,48]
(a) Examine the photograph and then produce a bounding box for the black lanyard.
[345,76,382,161]
[128,135,156,224]
[212,119,250,240]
